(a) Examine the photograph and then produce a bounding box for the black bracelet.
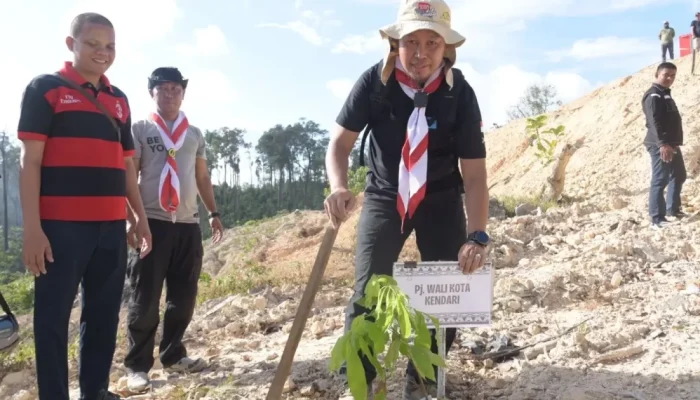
[209,212,220,219]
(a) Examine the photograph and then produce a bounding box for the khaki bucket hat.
[378,0,465,87]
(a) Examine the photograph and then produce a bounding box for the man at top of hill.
[323,0,489,398]
[17,12,151,400]
[692,13,700,51]
[659,20,675,62]
[122,67,223,393]
[642,62,686,229]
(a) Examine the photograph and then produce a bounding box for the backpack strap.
[0,291,14,319]
[54,73,122,143]
[359,60,391,167]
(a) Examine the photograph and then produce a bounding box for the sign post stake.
[437,327,446,399]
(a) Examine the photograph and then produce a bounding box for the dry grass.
[198,193,425,304]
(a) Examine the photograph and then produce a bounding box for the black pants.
[343,188,466,384]
[34,220,127,400]
[647,145,686,222]
[661,42,674,62]
[124,219,203,373]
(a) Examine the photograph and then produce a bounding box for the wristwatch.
[209,212,220,219]
[467,230,490,247]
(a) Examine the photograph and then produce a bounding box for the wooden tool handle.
[266,225,339,399]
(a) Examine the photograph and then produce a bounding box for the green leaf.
[365,321,387,354]
[346,341,368,400]
[428,314,440,330]
[399,341,411,357]
[329,334,348,371]
[428,352,447,368]
[396,302,412,339]
[413,310,431,349]
[357,336,384,381]
[385,338,401,370]
[409,345,436,382]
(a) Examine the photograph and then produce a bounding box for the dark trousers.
[343,188,466,384]
[34,220,127,400]
[647,144,686,222]
[662,42,674,62]
[124,219,203,373]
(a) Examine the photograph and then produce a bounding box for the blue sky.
[1,0,699,184]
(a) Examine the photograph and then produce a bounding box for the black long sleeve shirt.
[642,83,683,146]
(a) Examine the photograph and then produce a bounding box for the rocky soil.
[4,185,700,399]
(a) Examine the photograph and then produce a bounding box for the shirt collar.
[652,83,670,93]
[59,61,113,92]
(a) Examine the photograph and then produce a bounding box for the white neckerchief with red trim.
[394,60,445,232]
[151,111,189,222]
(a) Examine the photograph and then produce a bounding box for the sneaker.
[126,371,149,392]
[164,356,207,374]
[95,390,122,400]
[651,220,672,230]
[339,385,374,400]
[403,378,437,400]
[667,211,687,220]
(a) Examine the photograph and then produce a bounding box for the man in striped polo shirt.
[17,12,151,400]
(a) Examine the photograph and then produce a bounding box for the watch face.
[474,231,489,243]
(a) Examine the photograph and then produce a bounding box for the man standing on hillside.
[692,13,700,53]
[659,21,675,62]
[642,62,686,228]
[123,67,223,392]
[324,1,489,398]
[17,12,151,400]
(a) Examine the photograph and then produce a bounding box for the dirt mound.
[486,56,700,210]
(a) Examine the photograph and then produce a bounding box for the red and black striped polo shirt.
[17,61,136,221]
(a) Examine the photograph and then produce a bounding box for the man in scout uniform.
[324,1,489,398]
[17,12,151,400]
[123,67,223,392]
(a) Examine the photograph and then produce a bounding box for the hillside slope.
[486,56,700,210]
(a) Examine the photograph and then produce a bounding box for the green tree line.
[0,119,370,312]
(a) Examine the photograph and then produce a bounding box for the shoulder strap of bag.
[0,291,15,319]
[54,73,121,142]
[359,60,390,167]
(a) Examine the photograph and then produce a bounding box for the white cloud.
[176,25,230,57]
[332,31,385,54]
[326,79,354,100]
[547,36,654,62]
[454,63,596,127]
[325,63,595,129]
[258,21,328,46]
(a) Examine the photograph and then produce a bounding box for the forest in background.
[0,83,561,314]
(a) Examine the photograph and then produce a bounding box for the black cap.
[148,67,188,90]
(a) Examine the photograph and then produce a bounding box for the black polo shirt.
[336,61,486,197]
[17,61,135,221]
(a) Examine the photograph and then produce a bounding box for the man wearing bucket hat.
[122,67,223,392]
[324,0,489,398]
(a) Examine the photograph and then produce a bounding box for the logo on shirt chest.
[60,94,81,104]
[146,135,193,154]
[426,117,438,130]
[115,102,123,119]
[146,136,168,153]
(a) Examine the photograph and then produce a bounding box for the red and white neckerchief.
[394,60,445,232]
[151,111,190,222]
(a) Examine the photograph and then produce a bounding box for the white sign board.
[393,261,493,328]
